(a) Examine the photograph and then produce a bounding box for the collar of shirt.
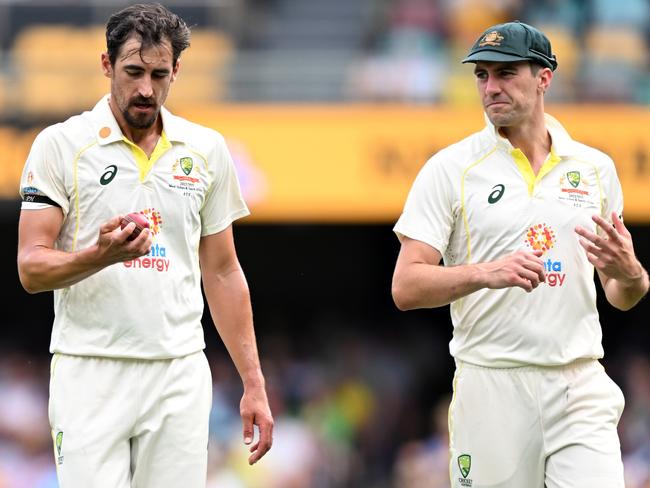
[89,94,191,146]
[482,111,575,158]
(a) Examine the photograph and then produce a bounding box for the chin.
[486,112,514,128]
[124,111,159,130]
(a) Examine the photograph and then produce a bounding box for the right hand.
[96,215,153,264]
[478,250,546,292]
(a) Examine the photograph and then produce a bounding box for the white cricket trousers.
[49,351,212,488]
[448,358,625,488]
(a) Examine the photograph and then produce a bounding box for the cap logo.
[479,31,504,47]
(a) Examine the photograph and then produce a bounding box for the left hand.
[575,212,644,284]
[240,385,274,465]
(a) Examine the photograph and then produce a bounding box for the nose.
[137,75,154,98]
[484,75,501,96]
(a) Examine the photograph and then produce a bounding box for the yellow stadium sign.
[4,105,650,223]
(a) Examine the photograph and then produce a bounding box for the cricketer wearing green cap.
[393,19,648,488]
[462,20,558,71]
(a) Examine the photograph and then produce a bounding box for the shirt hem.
[49,345,206,361]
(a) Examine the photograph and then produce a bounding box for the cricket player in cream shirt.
[17,4,273,487]
[392,20,648,488]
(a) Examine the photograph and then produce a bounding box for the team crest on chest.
[180,157,193,176]
[170,156,201,195]
[566,171,580,188]
[558,169,596,208]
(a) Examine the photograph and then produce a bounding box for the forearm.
[19,210,150,294]
[203,268,265,388]
[603,266,649,311]
[18,244,109,293]
[392,262,485,310]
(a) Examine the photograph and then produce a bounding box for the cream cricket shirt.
[394,114,623,367]
[20,95,249,359]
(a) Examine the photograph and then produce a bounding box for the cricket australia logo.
[171,157,200,186]
[180,157,193,175]
[56,431,64,465]
[558,170,593,207]
[567,170,580,188]
[458,454,473,486]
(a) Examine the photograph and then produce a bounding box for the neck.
[108,97,162,157]
[123,119,162,146]
[500,112,551,174]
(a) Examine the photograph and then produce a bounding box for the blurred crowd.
[1,0,650,115]
[351,0,650,103]
[1,328,649,488]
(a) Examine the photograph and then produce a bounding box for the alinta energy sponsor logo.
[524,223,566,287]
[123,208,170,272]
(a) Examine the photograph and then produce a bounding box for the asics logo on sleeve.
[100,165,118,185]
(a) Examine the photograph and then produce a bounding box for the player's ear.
[101,53,113,79]
[538,67,553,94]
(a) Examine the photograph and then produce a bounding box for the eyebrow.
[123,64,171,74]
[474,63,519,73]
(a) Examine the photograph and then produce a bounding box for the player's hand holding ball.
[95,213,152,265]
[120,212,150,241]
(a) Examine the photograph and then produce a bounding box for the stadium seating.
[12,25,107,116]
[581,26,647,101]
[11,24,232,117]
[534,24,580,102]
[165,29,234,110]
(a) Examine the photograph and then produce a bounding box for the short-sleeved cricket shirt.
[394,114,623,367]
[19,95,250,359]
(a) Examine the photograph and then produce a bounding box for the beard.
[122,98,159,129]
[123,110,158,129]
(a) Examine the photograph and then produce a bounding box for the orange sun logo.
[140,208,163,236]
[524,223,555,254]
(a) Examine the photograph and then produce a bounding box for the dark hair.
[530,62,546,74]
[106,3,190,67]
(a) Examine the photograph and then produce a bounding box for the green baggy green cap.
[462,21,558,71]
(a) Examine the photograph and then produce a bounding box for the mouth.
[486,100,509,108]
[132,105,154,113]
[130,100,156,113]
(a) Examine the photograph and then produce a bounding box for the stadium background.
[1,0,649,487]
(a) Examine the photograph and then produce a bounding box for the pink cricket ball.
[120,212,150,241]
